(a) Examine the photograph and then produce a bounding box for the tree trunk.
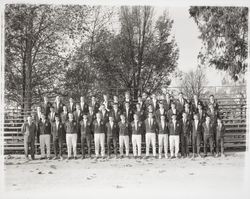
[24,11,34,112]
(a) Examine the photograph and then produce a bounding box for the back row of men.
[36,92,219,123]
[22,92,224,161]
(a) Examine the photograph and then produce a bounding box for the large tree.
[189,6,248,81]
[89,6,179,99]
[5,4,91,109]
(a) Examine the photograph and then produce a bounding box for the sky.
[155,6,226,87]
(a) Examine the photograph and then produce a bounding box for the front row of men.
[22,110,225,161]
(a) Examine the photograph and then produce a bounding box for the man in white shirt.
[158,115,169,159]
[169,114,181,158]
[144,112,158,158]
[131,114,143,158]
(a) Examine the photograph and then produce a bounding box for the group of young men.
[21,91,226,161]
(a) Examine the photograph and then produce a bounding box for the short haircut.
[171,102,176,106]
[209,95,214,98]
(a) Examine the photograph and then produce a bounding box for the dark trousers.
[81,134,91,156]
[204,134,214,155]
[53,137,63,157]
[216,137,224,154]
[181,134,190,156]
[192,134,201,154]
[24,136,35,159]
[107,136,118,156]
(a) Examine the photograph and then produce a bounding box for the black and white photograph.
[0,0,249,198]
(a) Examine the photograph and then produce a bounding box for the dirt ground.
[1,152,250,199]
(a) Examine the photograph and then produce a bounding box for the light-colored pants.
[40,134,51,158]
[94,133,105,157]
[158,134,168,157]
[132,134,142,156]
[169,135,180,157]
[146,133,156,156]
[66,133,77,157]
[119,135,129,156]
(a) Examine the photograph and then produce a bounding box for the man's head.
[50,106,54,112]
[27,116,32,123]
[134,114,138,121]
[171,102,176,109]
[89,106,93,112]
[160,95,165,100]
[217,117,222,124]
[165,92,170,99]
[63,105,67,112]
[160,115,165,122]
[198,103,202,110]
[76,104,80,110]
[178,92,183,98]
[68,113,73,121]
[41,114,46,121]
[172,114,177,121]
[69,97,73,103]
[100,104,105,111]
[148,104,153,112]
[96,112,101,120]
[103,94,108,101]
[113,95,118,102]
[109,115,114,122]
[209,95,214,102]
[193,114,198,120]
[184,103,189,109]
[55,115,60,122]
[83,114,88,120]
[125,91,130,99]
[80,96,85,102]
[113,103,118,109]
[37,106,41,112]
[91,96,96,102]
[120,114,125,122]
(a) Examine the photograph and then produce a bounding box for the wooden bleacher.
[3,96,248,154]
